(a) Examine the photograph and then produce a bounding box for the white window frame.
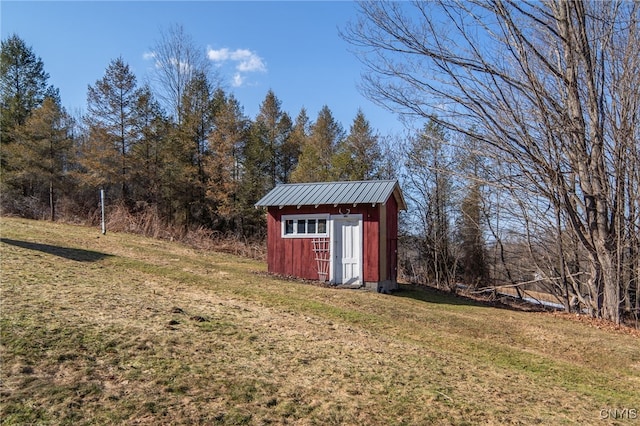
[281,214,330,238]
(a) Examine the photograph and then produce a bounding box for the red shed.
[255,180,406,292]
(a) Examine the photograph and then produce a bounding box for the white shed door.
[334,218,362,285]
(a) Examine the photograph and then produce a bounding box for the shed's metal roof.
[255,180,406,210]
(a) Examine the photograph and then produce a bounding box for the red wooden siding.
[363,205,379,282]
[385,195,399,282]
[266,204,382,281]
[267,209,317,279]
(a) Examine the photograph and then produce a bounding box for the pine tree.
[177,71,216,225]
[10,98,73,220]
[333,109,382,180]
[253,90,292,187]
[291,105,344,182]
[1,34,60,214]
[129,84,168,207]
[206,90,248,231]
[276,113,294,181]
[1,34,57,137]
[279,108,306,183]
[76,125,120,191]
[241,121,272,222]
[84,57,138,202]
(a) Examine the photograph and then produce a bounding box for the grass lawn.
[1,217,638,425]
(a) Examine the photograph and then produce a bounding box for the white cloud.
[142,51,156,60]
[208,47,266,72]
[207,48,230,62]
[207,46,266,87]
[232,73,244,87]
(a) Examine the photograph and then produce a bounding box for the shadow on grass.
[394,284,485,306]
[393,283,548,312]
[1,238,112,262]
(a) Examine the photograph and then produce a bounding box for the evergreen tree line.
[1,33,392,240]
[0,32,488,291]
[0,31,490,294]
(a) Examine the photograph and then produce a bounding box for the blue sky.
[1,1,407,136]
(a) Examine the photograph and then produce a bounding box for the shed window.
[282,215,329,238]
[307,219,316,234]
[285,220,294,234]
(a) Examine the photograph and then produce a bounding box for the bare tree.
[402,120,457,290]
[148,24,213,124]
[344,0,640,323]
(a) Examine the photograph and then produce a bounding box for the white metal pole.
[100,189,106,235]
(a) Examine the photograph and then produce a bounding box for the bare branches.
[344,0,640,322]
[148,24,215,124]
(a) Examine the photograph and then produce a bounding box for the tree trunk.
[49,179,55,221]
[555,205,571,313]
[591,240,620,324]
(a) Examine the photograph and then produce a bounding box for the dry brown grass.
[1,217,639,425]
[90,203,266,260]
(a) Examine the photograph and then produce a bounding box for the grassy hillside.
[1,217,638,425]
